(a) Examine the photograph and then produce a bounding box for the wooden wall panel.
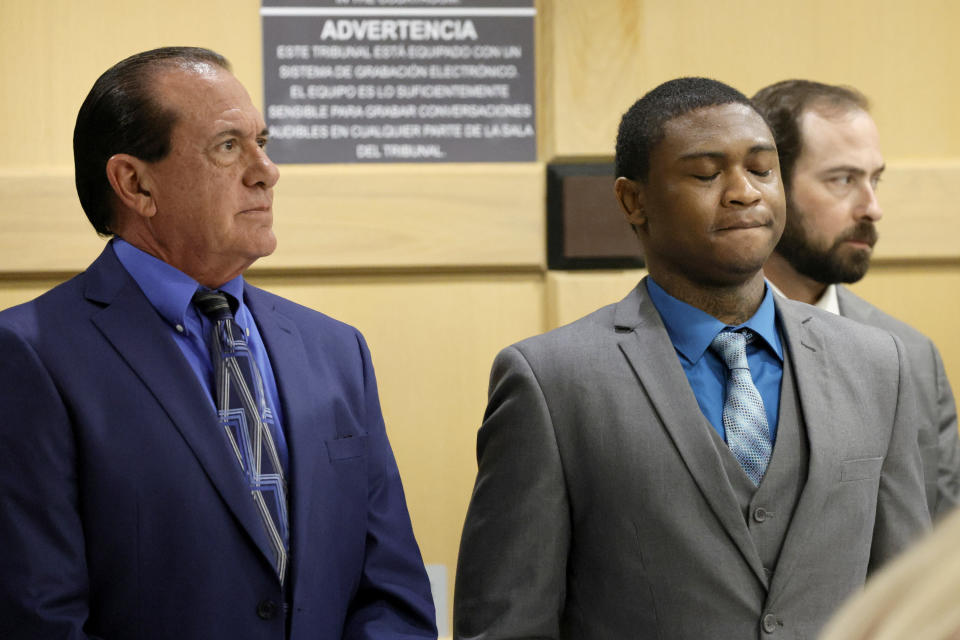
[262,164,544,270]
[0,169,105,272]
[543,0,960,160]
[0,165,544,272]
[872,162,960,260]
[0,0,265,169]
[546,268,645,328]
[5,160,956,274]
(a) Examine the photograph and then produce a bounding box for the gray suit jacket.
[454,280,930,640]
[836,285,960,518]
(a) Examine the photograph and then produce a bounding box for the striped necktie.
[193,288,289,582]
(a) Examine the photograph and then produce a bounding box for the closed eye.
[693,173,719,182]
[751,169,772,177]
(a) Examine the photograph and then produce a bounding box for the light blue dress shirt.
[112,238,289,472]
[645,277,784,444]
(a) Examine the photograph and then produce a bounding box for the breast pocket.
[326,435,368,462]
[840,456,884,482]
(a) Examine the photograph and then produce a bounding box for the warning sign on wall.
[261,0,537,163]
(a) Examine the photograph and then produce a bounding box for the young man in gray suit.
[754,80,960,518]
[454,78,930,639]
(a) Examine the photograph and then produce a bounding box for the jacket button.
[753,507,768,523]
[257,599,279,620]
[762,613,778,633]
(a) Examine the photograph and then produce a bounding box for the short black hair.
[752,79,869,192]
[615,77,757,183]
[73,46,231,235]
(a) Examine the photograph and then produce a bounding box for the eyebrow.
[821,164,886,176]
[214,127,270,140]
[678,144,777,161]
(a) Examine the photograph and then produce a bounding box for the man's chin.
[835,261,871,284]
[252,232,278,260]
[829,246,872,283]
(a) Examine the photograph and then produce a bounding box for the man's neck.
[763,251,828,305]
[115,231,250,290]
[648,270,767,326]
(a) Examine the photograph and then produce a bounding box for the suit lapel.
[764,298,840,600]
[85,248,278,575]
[244,287,328,585]
[614,281,767,585]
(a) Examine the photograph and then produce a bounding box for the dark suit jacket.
[454,280,930,639]
[836,285,960,517]
[0,246,437,639]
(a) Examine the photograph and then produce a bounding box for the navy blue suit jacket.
[0,246,437,639]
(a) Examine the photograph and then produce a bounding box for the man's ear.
[614,176,647,228]
[105,154,157,219]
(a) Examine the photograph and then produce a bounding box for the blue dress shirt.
[113,238,289,472]
[645,277,784,444]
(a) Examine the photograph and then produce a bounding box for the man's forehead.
[156,66,264,134]
[154,63,226,93]
[798,106,882,165]
[660,103,774,155]
[173,59,221,77]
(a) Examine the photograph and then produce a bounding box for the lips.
[714,216,770,231]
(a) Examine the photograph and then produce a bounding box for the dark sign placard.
[546,162,645,271]
[261,0,536,163]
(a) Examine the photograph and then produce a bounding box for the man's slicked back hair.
[73,46,231,235]
[752,79,869,192]
[615,77,757,183]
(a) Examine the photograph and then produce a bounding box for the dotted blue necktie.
[193,289,289,582]
[710,329,772,486]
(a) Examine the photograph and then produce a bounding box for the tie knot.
[710,329,753,369]
[192,289,235,321]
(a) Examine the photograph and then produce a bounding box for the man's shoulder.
[518,300,620,349]
[500,290,646,374]
[836,286,935,352]
[0,272,87,335]
[776,293,901,348]
[244,284,363,341]
[0,243,133,328]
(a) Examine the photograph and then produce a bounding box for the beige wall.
[2,0,959,630]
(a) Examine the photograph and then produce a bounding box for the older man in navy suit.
[0,47,436,639]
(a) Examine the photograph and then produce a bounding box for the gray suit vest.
[710,345,809,576]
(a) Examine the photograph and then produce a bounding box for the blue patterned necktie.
[710,329,772,486]
[193,289,289,582]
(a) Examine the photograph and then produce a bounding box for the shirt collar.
[646,276,783,364]
[765,278,840,315]
[112,238,247,332]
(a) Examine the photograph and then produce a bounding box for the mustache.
[837,220,878,248]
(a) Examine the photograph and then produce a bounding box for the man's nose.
[858,183,882,222]
[245,146,280,189]
[724,170,762,207]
